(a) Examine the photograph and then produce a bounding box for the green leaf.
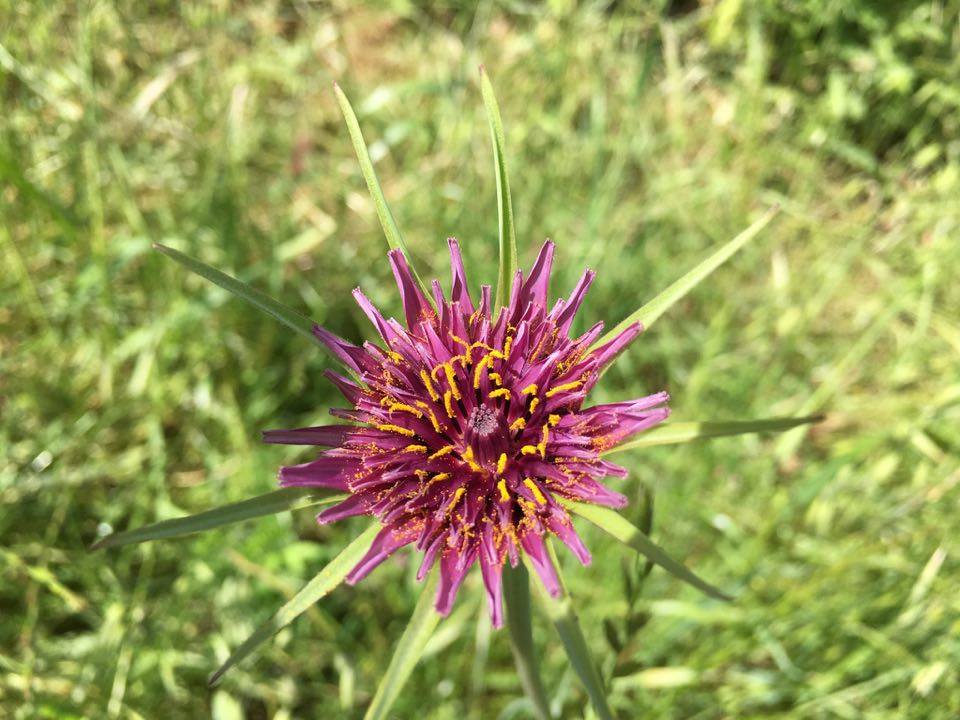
[209,523,380,686]
[91,488,343,551]
[480,66,518,310]
[153,243,315,341]
[604,415,824,455]
[332,82,428,295]
[593,205,781,349]
[503,564,551,720]
[560,499,731,601]
[530,543,615,720]
[363,571,442,720]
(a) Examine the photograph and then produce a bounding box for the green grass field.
[3,2,959,718]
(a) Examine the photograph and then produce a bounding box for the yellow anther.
[462,447,482,472]
[429,472,451,485]
[488,372,502,386]
[376,424,415,437]
[521,384,538,396]
[420,370,439,401]
[415,469,428,480]
[523,478,548,505]
[537,425,550,458]
[447,486,466,511]
[545,380,583,398]
[548,414,561,427]
[489,388,512,400]
[529,397,540,414]
[497,479,510,502]
[450,334,470,349]
[443,363,461,400]
[497,453,508,475]
[489,350,506,361]
[389,403,423,419]
[509,417,526,432]
[473,354,493,389]
[503,335,513,358]
[521,445,538,456]
[387,351,404,363]
[429,445,455,460]
[380,396,394,406]
[443,390,455,419]
[404,444,427,453]
[416,401,443,432]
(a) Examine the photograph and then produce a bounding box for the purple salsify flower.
[263,240,669,627]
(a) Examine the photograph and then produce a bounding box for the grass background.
[2,1,959,718]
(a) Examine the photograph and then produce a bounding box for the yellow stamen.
[387,351,404,363]
[503,335,513,358]
[496,453,508,475]
[376,424,415,437]
[443,363,461,400]
[429,472,451,485]
[416,401,443,432]
[488,372,502,386]
[521,384,538,396]
[497,479,510,502]
[450,334,470,349]
[447,486,466,511]
[509,417,526,432]
[537,425,550,458]
[548,414,561,427]
[545,380,583,398]
[404,444,427,453]
[462,446,482,472]
[420,370,439,401]
[443,390,455,419]
[489,388,511,400]
[415,469,428,480]
[429,445,454,460]
[529,397,540,414]
[523,478,548,505]
[521,445,538,456]
[473,354,493,389]
[389,403,423,419]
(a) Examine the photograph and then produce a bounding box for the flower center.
[467,405,498,437]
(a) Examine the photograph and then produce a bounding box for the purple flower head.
[264,240,669,627]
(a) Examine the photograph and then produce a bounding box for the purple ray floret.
[265,240,669,626]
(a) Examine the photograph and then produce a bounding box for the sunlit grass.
[2,3,958,718]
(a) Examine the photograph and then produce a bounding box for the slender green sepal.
[479,66,518,310]
[560,500,731,601]
[503,564,551,720]
[209,523,380,686]
[332,82,428,295]
[153,243,360,378]
[593,205,781,349]
[530,544,615,720]
[91,487,343,551]
[154,243,317,341]
[604,415,823,455]
[363,571,442,720]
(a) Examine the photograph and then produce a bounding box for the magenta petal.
[545,510,592,566]
[316,494,368,524]
[447,238,474,312]
[479,553,504,628]
[346,526,416,585]
[435,546,476,615]
[521,240,555,308]
[278,456,354,488]
[389,249,433,329]
[520,532,562,597]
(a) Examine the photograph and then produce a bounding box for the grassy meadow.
[2,2,959,718]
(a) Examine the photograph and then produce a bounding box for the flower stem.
[503,563,551,720]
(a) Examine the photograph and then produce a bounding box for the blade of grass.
[530,543,615,720]
[91,488,343,551]
[209,523,380,686]
[503,563,551,720]
[603,415,824,455]
[560,499,731,601]
[332,82,428,295]
[593,205,781,349]
[363,570,442,720]
[479,66,518,310]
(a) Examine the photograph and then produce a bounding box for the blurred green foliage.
[2,1,958,718]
